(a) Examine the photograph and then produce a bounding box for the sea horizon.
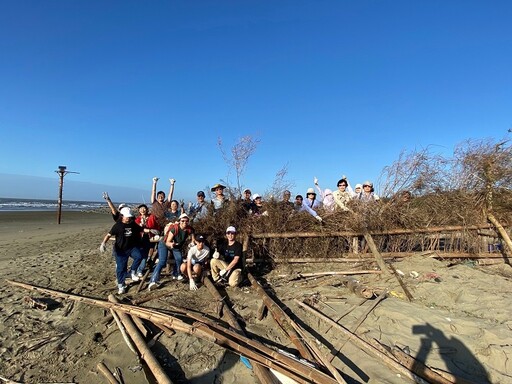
[0,197,137,212]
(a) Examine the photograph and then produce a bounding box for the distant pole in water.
[55,166,79,224]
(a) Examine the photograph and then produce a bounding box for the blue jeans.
[150,241,183,283]
[136,243,152,275]
[114,247,143,288]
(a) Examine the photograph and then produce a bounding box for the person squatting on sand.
[99,207,156,294]
[148,213,195,291]
[210,226,244,287]
[180,234,210,291]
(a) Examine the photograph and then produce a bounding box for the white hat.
[226,226,236,233]
[118,203,127,210]
[179,213,189,220]
[306,188,316,195]
[120,207,133,218]
[252,193,261,200]
[355,184,363,189]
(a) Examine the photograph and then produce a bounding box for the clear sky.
[1,1,511,203]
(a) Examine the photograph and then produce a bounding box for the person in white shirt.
[180,235,210,290]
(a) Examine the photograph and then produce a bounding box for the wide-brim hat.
[211,183,226,192]
[306,187,316,196]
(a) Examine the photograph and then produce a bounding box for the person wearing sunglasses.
[333,177,355,211]
[149,213,195,291]
[355,181,380,202]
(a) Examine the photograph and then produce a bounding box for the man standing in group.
[99,207,149,294]
[150,177,175,230]
[189,190,208,223]
[210,226,243,287]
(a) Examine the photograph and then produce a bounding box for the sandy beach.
[1,211,511,383]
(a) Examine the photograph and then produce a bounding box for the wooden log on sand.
[7,280,338,384]
[108,295,173,384]
[247,273,316,362]
[294,299,429,384]
[97,362,120,384]
[202,277,281,384]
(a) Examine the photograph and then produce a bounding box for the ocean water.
[0,197,107,212]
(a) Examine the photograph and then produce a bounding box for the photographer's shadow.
[413,322,490,383]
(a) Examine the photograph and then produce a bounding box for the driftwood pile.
[7,260,476,384]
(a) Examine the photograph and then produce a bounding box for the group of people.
[99,175,378,294]
[99,178,245,294]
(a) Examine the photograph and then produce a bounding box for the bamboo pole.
[278,253,509,262]
[108,295,173,384]
[294,299,429,384]
[329,291,387,363]
[487,213,512,259]
[292,270,381,278]
[109,309,138,357]
[97,362,120,384]
[288,322,347,384]
[202,277,281,384]
[250,224,498,239]
[363,233,391,276]
[7,280,338,384]
[247,273,316,362]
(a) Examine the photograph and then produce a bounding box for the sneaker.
[137,272,144,278]
[148,282,158,291]
[177,275,184,281]
[131,272,140,282]
[118,286,127,294]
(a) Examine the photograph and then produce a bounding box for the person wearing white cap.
[313,177,335,212]
[99,207,153,294]
[210,226,243,287]
[249,193,267,216]
[148,213,195,291]
[355,181,380,202]
[305,187,322,210]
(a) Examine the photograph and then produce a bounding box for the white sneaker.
[137,272,144,278]
[148,282,158,291]
[118,286,126,294]
[131,272,140,282]
[177,275,184,281]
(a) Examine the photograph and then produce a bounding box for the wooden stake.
[108,295,174,384]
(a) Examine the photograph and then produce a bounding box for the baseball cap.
[179,213,189,220]
[252,193,261,200]
[197,191,205,197]
[226,226,236,233]
[120,207,133,218]
[118,203,128,210]
[196,234,205,242]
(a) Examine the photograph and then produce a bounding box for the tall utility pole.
[55,166,79,224]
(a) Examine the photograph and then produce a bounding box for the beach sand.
[0,211,511,383]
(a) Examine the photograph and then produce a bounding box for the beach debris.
[97,361,120,384]
[23,296,48,310]
[409,271,420,278]
[248,273,316,362]
[108,295,173,384]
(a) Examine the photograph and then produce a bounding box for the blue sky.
[1,1,511,203]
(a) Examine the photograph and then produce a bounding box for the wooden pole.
[108,295,174,384]
[202,277,281,384]
[97,362,120,384]
[487,213,512,259]
[247,273,316,362]
[294,299,429,384]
